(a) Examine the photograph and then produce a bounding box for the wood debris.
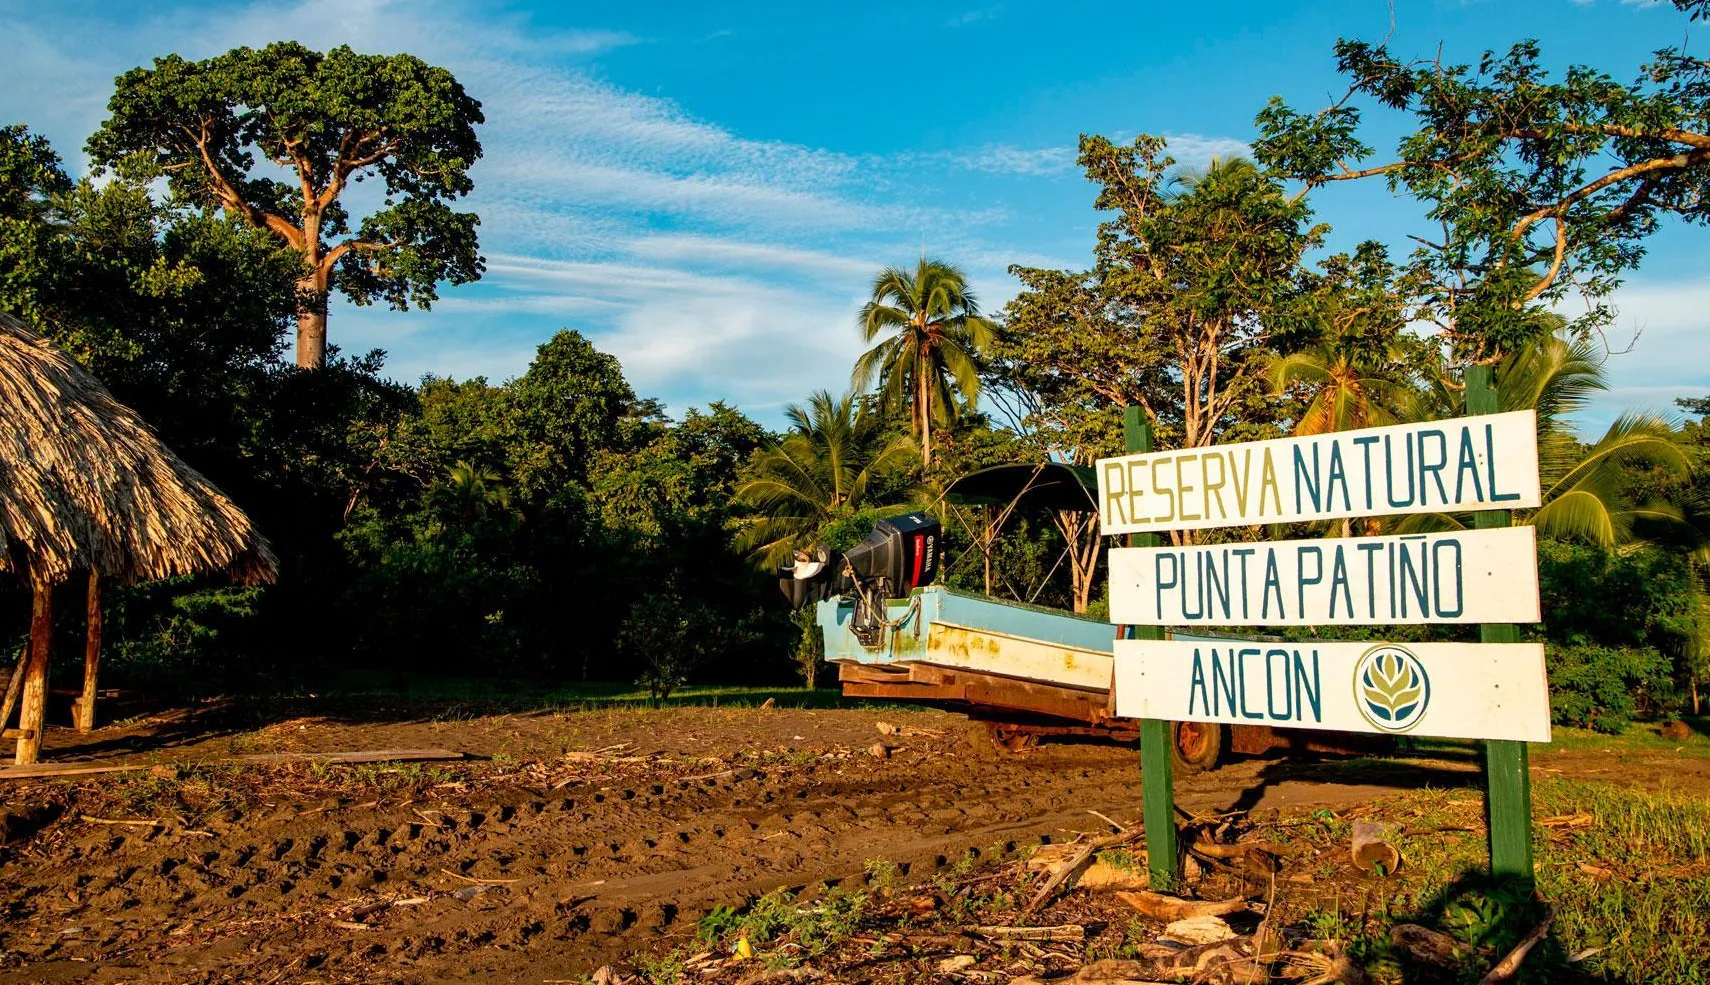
[1115,890,1250,921]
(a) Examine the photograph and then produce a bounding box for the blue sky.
[2,0,1707,433]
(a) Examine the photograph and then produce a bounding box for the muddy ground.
[0,699,1703,984]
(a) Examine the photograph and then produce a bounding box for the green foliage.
[1254,3,1710,360]
[696,886,869,965]
[854,258,996,469]
[86,42,484,364]
[1538,538,1695,728]
[617,594,698,706]
[99,582,265,693]
[997,144,1319,463]
[1548,644,1674,733]
[735,391,918,568]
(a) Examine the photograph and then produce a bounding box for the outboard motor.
[777,513,942,647]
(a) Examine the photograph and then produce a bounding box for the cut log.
[0,762,146,780]
[1350,819,1401,876]
[16,580,53,766]
[1390,923,1470,966]
[1114,890,1250,921]
[77,571,101,734]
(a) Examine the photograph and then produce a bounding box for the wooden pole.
[0,651,25,736]
[1124,407,1179,890]
[77,571,101,734]
[16,579,53,766]
[1466,365,1534,885]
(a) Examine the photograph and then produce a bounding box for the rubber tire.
[989,725,1039,754]
[1171,721,1224,773]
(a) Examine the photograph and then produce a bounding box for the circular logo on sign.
[1353,644,1431,733]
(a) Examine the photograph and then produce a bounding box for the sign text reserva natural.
[1096,412,1542,535]
[1109,527,1540,627]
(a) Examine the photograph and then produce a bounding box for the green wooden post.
[1123,407,1178,890]
[1465,365,1534,885]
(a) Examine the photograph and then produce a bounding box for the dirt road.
[0,701,1702,984]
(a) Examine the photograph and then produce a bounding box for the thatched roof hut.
[0,311,277,764]
[0,312,277,587]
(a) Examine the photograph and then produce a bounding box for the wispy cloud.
[946,7,1002,28]
[942,132,1252,177]
[0,0,1085,416]
[954,144,1078,176]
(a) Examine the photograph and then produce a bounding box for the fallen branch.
[80,815,163,827]
[1115,891,1250,921]
[968,924,1084,942]
[1026,830,1140,912]
[1476,908,1556,985]
[439,867,519,885]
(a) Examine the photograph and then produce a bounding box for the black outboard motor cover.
[842,512,941,596]
[776,513,942,612]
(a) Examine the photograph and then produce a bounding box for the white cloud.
[1162,133,1254,165]
[955,145,1077,176]
[1569,277,1710,433]
[626,234,878,280]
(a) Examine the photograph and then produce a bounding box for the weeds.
[695,885,870,968]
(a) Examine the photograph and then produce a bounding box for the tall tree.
[1077,145,1319,453]
[734,391,917,567]
[88,42,484,368]
[1254,0,1710,362]
[854,258,996,470]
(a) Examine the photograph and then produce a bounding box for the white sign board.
[1109,527,1540,627]
[1096,412,1542,535]
[1114,639,1551,742]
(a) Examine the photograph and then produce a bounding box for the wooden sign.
[1114,639,1551,743]
[1096,412,1542,535]
[1108,527,1540,627]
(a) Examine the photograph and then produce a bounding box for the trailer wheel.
[1171,721,1224,773]
[985,723,1040,754]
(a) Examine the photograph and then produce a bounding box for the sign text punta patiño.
[1109,527,1540,627]
[1096,412,1542,535]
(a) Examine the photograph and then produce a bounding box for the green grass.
[1249,777,1710,984]
[1537,717,1710,757]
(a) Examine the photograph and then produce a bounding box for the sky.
[2,0,1707,434]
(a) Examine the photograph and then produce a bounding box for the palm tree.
[853,259,996,470]
[734,391,917,567]
[1271,343,1416,436]
[1394,333,1688,545]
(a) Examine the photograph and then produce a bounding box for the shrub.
[1547,644,1674,733]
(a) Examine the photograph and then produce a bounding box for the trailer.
[818,585,1374,768]
[785,464,1382,771]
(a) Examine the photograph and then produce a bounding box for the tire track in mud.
[0,736,1369,984]
[0,740,1163,983]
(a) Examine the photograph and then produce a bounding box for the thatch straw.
[0,312,278,587]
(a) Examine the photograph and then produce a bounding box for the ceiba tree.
[88,42,484,368]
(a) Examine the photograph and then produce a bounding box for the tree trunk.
[295,269,329,369]
[16,579,53,765]
[918,363,933,470]
[77,571,101,734]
